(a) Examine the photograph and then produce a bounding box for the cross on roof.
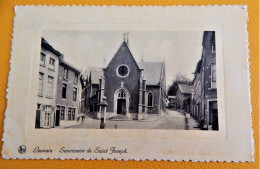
[123,32,129,45]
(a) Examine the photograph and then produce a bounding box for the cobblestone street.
[66,109,200,130]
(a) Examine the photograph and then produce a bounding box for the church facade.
[80,40,167,120]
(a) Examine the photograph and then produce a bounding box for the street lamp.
[100,96,108,129]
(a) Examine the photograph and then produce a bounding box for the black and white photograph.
[35,31,218,130]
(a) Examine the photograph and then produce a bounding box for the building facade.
[167,96,177,110]
[55,60,81,127]
[191,31,218,130]
[176,83,192,110]
[35,38,63,128]
[81,41,167,120]
[80,68,103,118]
[35,38,81,128]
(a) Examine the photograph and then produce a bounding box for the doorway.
[55,106,60,126]
[209,101,218,130]
[117,99,126,114]
[212,109,218,130]
[114,88,130,115]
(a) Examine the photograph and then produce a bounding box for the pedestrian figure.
[81,116,85,123]
[115,124,117,129]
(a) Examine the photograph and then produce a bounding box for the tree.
[167,74,191,96]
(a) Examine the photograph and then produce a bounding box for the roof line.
[41,38,63,57]
[106,41,141,70]
[60,59,81,73]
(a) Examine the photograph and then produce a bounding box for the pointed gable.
[178,84,192,94]
[106,41,140,70]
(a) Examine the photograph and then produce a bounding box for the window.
[71,108,75,120]
[68,108,72,120]
[37,104,41,110]
[44,112,50,126]
[73,87,77,101]
[46,76,54,98]
[38,72,44,96]
[44,105,51,126]
[64,68,68,79]
[61,106,65,120]
[62,83,67,99]
[210,32,216,53]
[118,90,126,98]
[49,58,55,70]
[147,92,153,107]
[196,104,200,118]
[40,52,46,66]
[74,73,78,84]
[195,80,201,96]
[211,63,216,88]
[117,65,129,77]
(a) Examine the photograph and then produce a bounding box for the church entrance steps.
[83,112,97,119]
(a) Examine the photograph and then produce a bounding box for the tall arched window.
[147,92,153,107]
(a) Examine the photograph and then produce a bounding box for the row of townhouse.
[35,38,81,129]
[176,31,218,130]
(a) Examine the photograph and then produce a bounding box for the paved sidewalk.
[152,109,186,130]
[55,122,82,129]
[68,109,187,130]
[186,114,201,130]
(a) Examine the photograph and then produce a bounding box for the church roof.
[106,41,140,70]
[105,40,165,86]
[178,84,192,94]
[90,69,103,84]
[138,61,164,85]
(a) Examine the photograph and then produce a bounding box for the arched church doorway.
[117,90,126,114]
[114,88,130,115]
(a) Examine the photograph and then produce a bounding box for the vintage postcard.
[2,6,253,161]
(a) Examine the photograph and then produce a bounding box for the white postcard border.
[2,5,253,162]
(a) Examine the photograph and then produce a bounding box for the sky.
[42,31,203,87]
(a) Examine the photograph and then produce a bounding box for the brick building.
[55,60,81,127]
[191,31,218,130]
[81,40,167,120]
[176,83,192,110]
[35,38,63,128]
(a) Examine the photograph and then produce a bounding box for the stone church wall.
[146,86,160,114]
[104,44,141,114]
